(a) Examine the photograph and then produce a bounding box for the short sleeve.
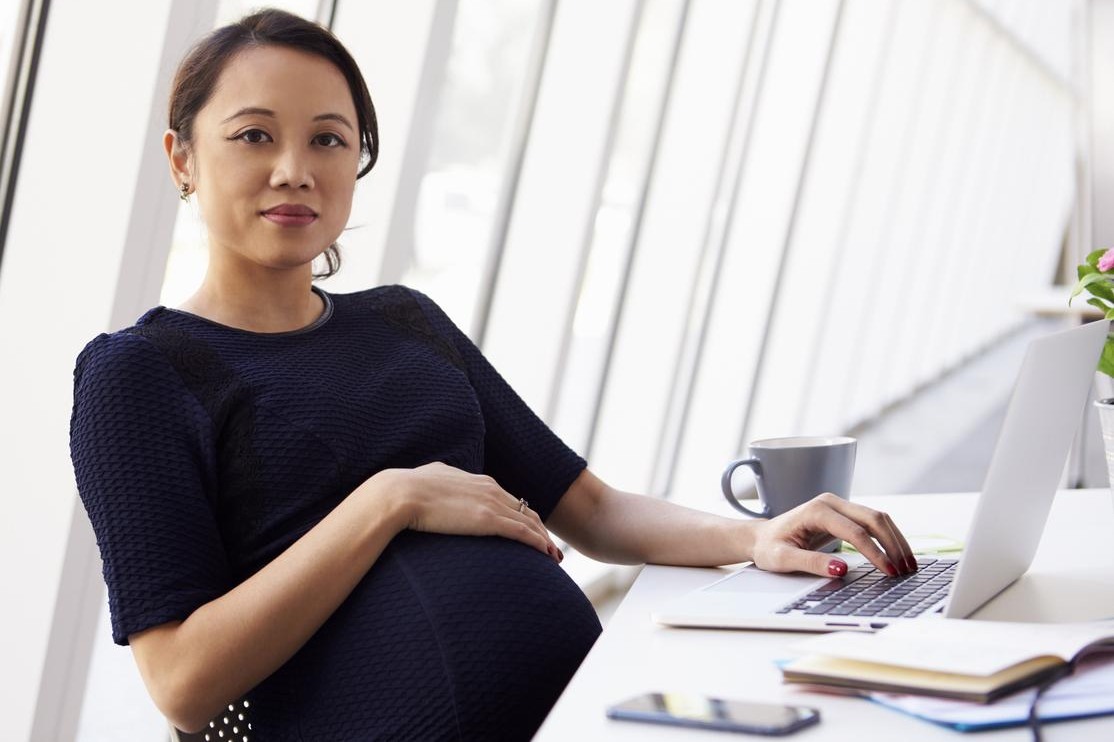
[407,288,587,520]
[70,331,230,645]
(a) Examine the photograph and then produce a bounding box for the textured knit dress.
[69,285,602,741]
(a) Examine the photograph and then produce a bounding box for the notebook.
[653,319,1109,632]
[782,619,1114,702]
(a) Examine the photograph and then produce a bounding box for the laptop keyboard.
[776,557,958,619]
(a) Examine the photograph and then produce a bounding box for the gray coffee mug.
[721,435,857,520]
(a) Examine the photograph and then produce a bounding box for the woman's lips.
[261,204,318,227]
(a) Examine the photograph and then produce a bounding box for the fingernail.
[905,557,918,573]
[884,561,898,577]
[827,559,847,577]
[558,548,564,563]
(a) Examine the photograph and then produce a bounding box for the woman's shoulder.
[72,308,183,388]
[335,284,464,367]
[335,283,448,333]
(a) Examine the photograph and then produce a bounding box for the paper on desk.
[791,619,1114,676]
[868,651,1114,731]
[841,535,963,554]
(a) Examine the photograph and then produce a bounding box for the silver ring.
[517,498,529,513]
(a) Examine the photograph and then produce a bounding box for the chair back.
[169,699,252,741]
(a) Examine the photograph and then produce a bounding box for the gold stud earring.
[179,182,191,202]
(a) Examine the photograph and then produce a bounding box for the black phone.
[606,692,820,736]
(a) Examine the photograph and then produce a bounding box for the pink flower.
[1099,248,1114,272]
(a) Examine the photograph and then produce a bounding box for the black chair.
[169,699,252,741]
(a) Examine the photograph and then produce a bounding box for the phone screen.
[607,693,820,735]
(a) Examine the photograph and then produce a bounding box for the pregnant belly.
[253,531,602,741]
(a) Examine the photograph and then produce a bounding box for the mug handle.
[721,458,768,518]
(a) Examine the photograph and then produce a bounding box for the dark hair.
[168,8,378,279]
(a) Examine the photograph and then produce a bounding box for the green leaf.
[1072,269,1114,303]
[1084,250,1114,301]
[1087,297,1112,314]
[1069,271,1114,302]
[1099,339,1114,378]
[1087,248,1109,268]
[1090,277,1114,303]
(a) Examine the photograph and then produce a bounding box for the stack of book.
[781,619,1114,730]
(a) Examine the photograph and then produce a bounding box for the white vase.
[1096,372,1114,401]
[1093,373,1114,493]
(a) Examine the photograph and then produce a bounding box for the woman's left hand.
[749,493,916,577]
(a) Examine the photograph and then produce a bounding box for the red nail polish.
[827,559,847,577]
[885,561,898,577]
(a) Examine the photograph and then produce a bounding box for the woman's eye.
[235,129,272,144]
[315,133,346,148]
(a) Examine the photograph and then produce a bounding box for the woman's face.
[173,45,361,274]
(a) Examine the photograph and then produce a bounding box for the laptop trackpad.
[653,567,827,626]
[704,567,824,594]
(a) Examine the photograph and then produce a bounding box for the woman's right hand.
[370,462,563,563]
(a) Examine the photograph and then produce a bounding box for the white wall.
[1093,0,1114,250]
[0,1,215,739]
[324,0,451,293]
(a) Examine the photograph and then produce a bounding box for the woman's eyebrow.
[221,106,275,124]
[219,108,354,132]
[314,112,354,131]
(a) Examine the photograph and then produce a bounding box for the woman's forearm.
[552,469,914,578]
[134,470,409,733]
[606,487,761,563]
[564,485,757,567]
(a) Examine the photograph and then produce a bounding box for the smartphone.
[606,692,820,736]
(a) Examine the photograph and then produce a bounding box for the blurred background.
[1,0,1110,738]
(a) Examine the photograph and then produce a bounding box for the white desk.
[536,490,1114,741]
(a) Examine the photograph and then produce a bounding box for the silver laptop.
[654,319,1108,632]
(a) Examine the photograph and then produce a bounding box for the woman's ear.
[163,129,192,190]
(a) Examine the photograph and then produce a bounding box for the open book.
[781,619,1114,703]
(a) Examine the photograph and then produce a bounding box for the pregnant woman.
[69,9,914,740]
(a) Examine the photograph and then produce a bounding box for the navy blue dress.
[69,285,602,740]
